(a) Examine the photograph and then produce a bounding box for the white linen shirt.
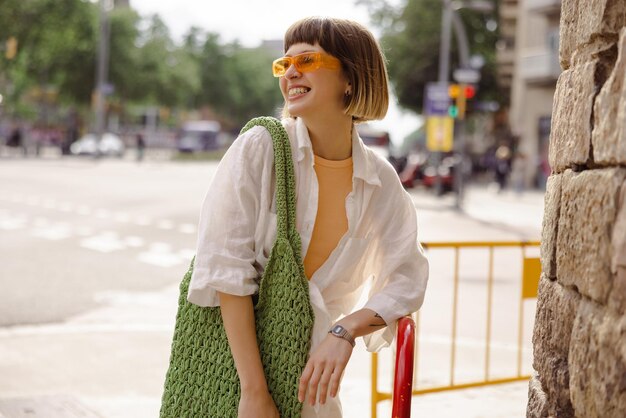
[188,116,427,347]
[188,117,428,416]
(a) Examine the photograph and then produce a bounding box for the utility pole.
[433,0,454,196]
[94,0,112,151]
[436,0,493,206]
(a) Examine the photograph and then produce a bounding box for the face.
[278,43,350,119]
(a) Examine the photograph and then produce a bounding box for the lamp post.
[436,0,494,205]
[94,0,113,152]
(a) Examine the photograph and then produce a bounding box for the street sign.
[426,116,454,152]
[453,68,481,84]
[424,82,452,116]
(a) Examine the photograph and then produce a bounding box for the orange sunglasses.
[272,52,342,77]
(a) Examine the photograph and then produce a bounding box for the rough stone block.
[533,277,581,362]
[541,175,563,279]
[527,373,549,418]
[556,169,626,304]
[533,354,574,416]
[593,29,626,165]
[609,180,626,313]
[569,299,626,417]
[560,0,626,68]
[549,61,597,172]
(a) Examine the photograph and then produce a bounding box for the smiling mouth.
[288,87,310,97]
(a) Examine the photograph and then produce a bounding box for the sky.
[130,0,422,145]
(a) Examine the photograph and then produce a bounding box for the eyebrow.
[285,49,316,57]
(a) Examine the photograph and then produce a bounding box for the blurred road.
[0,155,544,417]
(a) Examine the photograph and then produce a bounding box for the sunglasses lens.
[273,59,290,77]
[295,53,318,72]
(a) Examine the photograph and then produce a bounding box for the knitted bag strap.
[240,117,299,253]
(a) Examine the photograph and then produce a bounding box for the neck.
[302,114,353,160]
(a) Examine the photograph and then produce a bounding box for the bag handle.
[240,117,297,245]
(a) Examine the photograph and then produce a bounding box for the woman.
[187,17,429,418]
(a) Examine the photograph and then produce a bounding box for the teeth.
[289,87,310,96]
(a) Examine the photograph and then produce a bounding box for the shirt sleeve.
[362,181,429,352]
[187,126,271,307]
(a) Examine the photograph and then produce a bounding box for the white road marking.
[80,231,126,252]
[58,202,74,212]
[0,214,28,230]
[114,212,131,223]
[95,209,111,219]
[76,227,94,236]
[42,200,58,209]
[178,249,195,260]
[134,217,152,226]
[124,236,144,247]
[33,217,49,227]
[178,223,196,234]
[31,222,72,240]
[76,205,92,216]
[156,220,174,230]
[138,242,183,267]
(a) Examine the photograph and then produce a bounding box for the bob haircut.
[282,17,389,123]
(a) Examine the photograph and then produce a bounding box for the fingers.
[329,368,342,398]
[306,363,324,406]
[298,363,313,403]
[317,365,335,405]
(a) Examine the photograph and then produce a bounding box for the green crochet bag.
[160,117,315,418]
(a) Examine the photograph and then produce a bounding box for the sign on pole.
[424,82,451,116]
[426,116,454,152]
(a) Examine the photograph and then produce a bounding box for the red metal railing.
[391,316,416,418]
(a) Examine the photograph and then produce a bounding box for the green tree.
[196,36,282,127]
[361,0,499,114]
[0,0,97,107]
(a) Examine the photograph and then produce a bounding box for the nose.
[284,64,301,79]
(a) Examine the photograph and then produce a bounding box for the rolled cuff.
[187,256,259,307]
[362,292,406,352]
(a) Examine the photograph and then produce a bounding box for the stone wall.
[528,0,626,417]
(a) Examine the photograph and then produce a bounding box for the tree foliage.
[0,1,282,127]
[361,0,500,114]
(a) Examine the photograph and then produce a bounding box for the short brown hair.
[282,17,389,122]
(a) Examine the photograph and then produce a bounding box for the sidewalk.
[0,184,544,418]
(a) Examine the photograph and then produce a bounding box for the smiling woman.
[162,16,429,418]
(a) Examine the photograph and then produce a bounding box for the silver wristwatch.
[328,324,356,347]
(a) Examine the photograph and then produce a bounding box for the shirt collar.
[293,117,382,187]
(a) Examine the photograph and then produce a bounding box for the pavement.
[0,153,545,418]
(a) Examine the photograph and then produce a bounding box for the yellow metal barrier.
[371,240,541,418]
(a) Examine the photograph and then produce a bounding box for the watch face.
[332,325,344,334]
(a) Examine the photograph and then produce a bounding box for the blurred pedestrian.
[7,124,26,156]
[135,132,145,162]
[180,17,429,418]
[494,144,512,192]
[510,151,528,195]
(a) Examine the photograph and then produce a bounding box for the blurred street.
[0,155,543,418]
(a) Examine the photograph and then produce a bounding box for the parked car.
[177,120,222,153]
[70,133,125,157]
[399,152,427,188]
[421,152,460,193]
[356,124,390,159]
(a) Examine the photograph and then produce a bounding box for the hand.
[298,333,353,406]
[238,388,280,418]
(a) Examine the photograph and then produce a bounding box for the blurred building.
[496,0,518,105]
[507,0,562,188]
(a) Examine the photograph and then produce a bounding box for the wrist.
[239,378,268,394]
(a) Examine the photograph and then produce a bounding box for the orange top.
[304,154,354,279]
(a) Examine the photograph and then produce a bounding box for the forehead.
[285,43,323,56]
